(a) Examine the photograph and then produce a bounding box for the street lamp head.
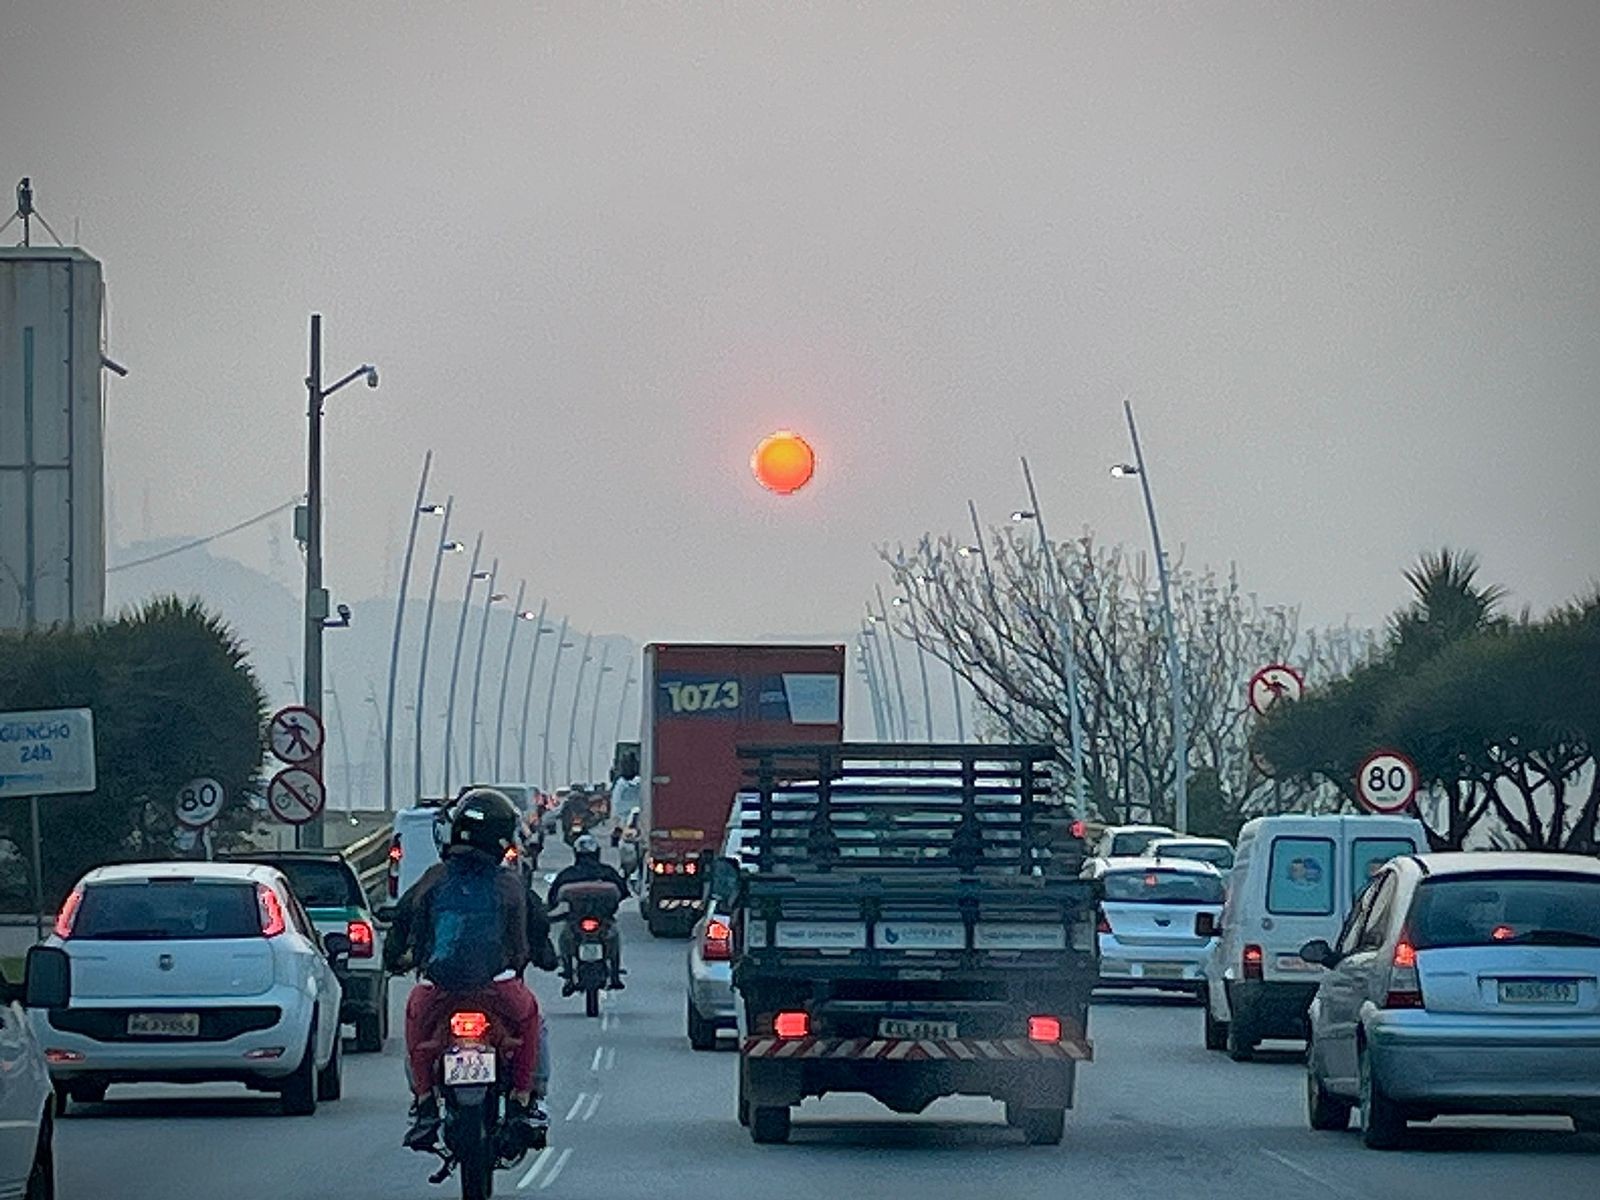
[472,569,491,580]
[957,545,981,557]
[364,366,379,389]
[892,596,907,608]
[517,610,539,621]
[442,541,466,553]
[1011,510,1036,522]
[488,592,508,603]
[419,503,446,515]
[1109,463,1139,479]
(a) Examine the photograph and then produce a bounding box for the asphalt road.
[58,870,1600,1200]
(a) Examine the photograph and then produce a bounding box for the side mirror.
[323,931,353,970]
[1299,939,1336,967]
[374,903,398,925]
[1194,912,1221,939]
[23,945,71,1010]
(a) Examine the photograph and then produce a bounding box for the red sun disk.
[752,431,816,495]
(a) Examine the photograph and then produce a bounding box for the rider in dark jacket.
[546,834,628,993]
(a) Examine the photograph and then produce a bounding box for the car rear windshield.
[1103,870,1224,904]
[1109,831,1165,857]
[262,860,364,909]
[73,880,262,940]
[1157,843,1234,869]
[1409,873,1600,949]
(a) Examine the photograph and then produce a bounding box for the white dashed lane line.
[539,1147,573,1190]
[564,1093,587,1122]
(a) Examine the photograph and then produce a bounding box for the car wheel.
[1573,1113,1600,1136]
[24,1112,53,1200]
[280,1024,320,1117]
[355,1009,384,1054]
[316,1026,343,1101]
[688,996,718,1051]
[1359,1046,1405,1150]
[1203,1001,1229,1052]
[750,1105,791,1144]
[1306,1060,1353,1132]
[1014,1107,1066,1146]
[50,1085,70,1119]
[1226,1013,1257,1062]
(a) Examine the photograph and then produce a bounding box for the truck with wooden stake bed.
[722,743,1098,1145]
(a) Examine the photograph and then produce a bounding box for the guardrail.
[341,823,395,905]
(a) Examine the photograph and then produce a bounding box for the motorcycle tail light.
[579,917,602,934]
[451,1011,490,1040]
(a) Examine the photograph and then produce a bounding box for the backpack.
[424,860,504,990]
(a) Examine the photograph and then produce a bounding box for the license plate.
[1498,979,1579,1005]
[1141,962,1187,979]
[1276,955,1323,973]
[879,1018,958,1040]
[578,942,605,962]
[443,1048,497,1085]
[127,1012,200,1037]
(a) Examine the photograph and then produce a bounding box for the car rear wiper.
[1505,929,1600,947]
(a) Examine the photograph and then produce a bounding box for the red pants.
[405,979,541,1097]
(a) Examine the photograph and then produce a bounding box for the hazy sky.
[5,1,1597,644]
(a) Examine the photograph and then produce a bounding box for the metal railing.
[341,823,395,905]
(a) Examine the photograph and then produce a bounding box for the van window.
[1266,837,1335,916]
[1352,838,1416,888]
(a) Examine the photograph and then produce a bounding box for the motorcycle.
[424,1008,547,1200]
[552,881,623,1018]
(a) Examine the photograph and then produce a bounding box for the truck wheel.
[737,1072,751,1127]
[355,1009,384,1054]
[750,1105,790,1144]
[688,997,717,1051]
[1016,1107,1066,1146]
[1203,1002,1228,1052]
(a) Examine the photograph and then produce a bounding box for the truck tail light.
[1028,1015,1063,1043]
[1383,940,1424,1009]
[773,1011,810,1039]
[347,919,375,958]
[702,918,733,961]
[1242,944,1264,981]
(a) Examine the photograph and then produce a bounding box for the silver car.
[686,859,740,1051]
[1304,851,1600,1148]
[1096,859,1223,996]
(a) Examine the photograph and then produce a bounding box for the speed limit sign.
[176,777,225,828]
[1356,750,1418,814]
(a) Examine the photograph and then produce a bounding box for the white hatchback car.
[1096,859,1224,996]
[35,862,346,1117]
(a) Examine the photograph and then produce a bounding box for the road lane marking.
[601,1010,614,1031]
[1260,1149,1368,1199]
[582,1091,602,1121]
[539,1148,573,1190]
[517,1149,549,1190]
[603,1047,616,1070]
[564,1093,587,1121]
[589,1046,604,1072]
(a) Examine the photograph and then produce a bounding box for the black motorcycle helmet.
[449,788,519,856]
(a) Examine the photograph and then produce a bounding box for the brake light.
[1028,1015,1063,1043]
[1096,911,1112,936]
[1384,939,1424,1009]
[387,836,403,899]
[450,1011,490,1040]
[503,845,520,865]
[1491,924,1514,942]
[579,916,602,934]
[347,920,375,958]
[1070,820,1087,839]
[256,884,287,937]
[1242,944,1264,981]
[773,1011,810,1039]
[54,886,84,939]
[703,918,733,962]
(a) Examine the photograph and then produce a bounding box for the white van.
[1201,813,1426,1061]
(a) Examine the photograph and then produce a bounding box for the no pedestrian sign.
[268,706,324,766]
[267,767,325,826]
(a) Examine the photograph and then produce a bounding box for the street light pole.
[892,583,937,740]
[611,662,636,750]
[442,533,485,796]
[383,451,436,812]
[413,499,460,801]
[540,617,572,789]
[1115,399,1188,833]
[586,646,614,780]
[966,499,1020,737]
[874,585,913,739]
[516,599,550,780]
[861,614,898,739]
[467,559,503,782]
[301,313,377,848]
[491,580,529,780]
[565,633,594,784]
[857,637,888,740]
[1018,455,1088,815]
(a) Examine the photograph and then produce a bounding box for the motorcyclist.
[546,833,628,994]
[385,788,547,1151]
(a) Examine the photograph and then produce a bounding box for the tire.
[584,987,601,1019]
[316,1028,343,1101]
[750,1105,791,1144]
[1225,993,1257,1062]
[1359,1046,1406,1150]
[355,1008,385,1054]
[1573,1113,1600,1136]
[50,1085,69,1119]
[280,1024,319,1117]
[1203,1002,1228,1052]
[688,997,718,1051]
[24,1112,52,1200]
[737,1072,751,1127]
[1015,1107,1066,1146]
[452,1105,495,1200]
[68,1081,107,1106]
[1307,1063,1353,1132]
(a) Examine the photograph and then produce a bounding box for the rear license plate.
[1498,979,1579,1005]
[1141,963,1187,979]
[578,942,605,962]
[443,1048,497,1085]
[879,1019,958,1040]
[1276,955,1323,973]
[127,1012,200,1037]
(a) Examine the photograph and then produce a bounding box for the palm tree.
[1388,548,1507,671]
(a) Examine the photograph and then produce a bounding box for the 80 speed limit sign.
[176,777,225,828]
[1356,750,1419,814]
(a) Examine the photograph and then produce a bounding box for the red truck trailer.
[639,643,845,936]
